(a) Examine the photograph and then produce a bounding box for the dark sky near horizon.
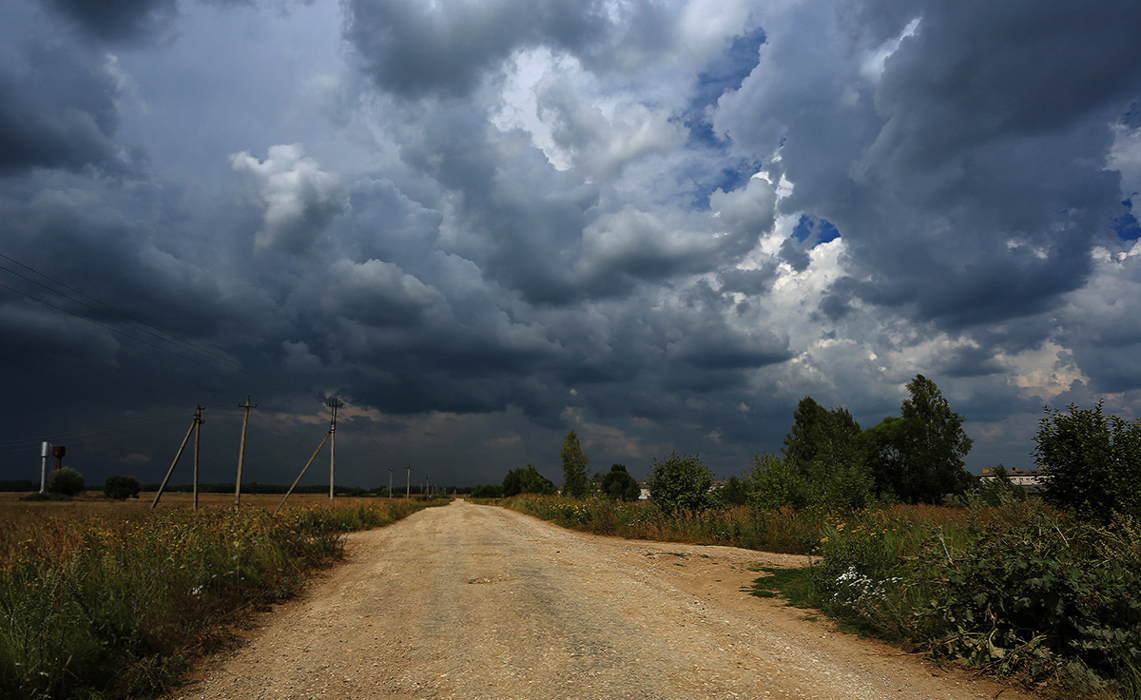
[2,0,1140,489]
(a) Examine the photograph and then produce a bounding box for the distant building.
[979,466,1043,489]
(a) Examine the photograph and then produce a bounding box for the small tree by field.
[600,464,640,501]
[502,464,557,497]
[103,475,142,500]
[648,452,712,514]
[470,484,503,498]
[47,468,85,497]
[559,430,590,499]
[712,475,750,507]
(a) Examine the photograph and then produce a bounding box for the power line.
[0,253,400,466]
[340,412,394,460]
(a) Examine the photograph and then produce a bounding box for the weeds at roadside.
[498,494,1140,699]
[0,499,438,700]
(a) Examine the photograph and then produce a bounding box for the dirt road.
[172,500,1036,700]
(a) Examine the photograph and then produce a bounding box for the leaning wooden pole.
[234,396,255,508]
[151,416,197,510]
[275,430,331,514]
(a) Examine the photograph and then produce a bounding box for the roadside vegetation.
[485,375,1141,699]
[0,497,438,700]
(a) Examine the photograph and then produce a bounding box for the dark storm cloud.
[47,0,178,43]
[344,0,608,98]
[717,0,1141,331]
[5,0,1141,489]
[0,41,126,177]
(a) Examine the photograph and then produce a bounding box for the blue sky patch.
[1114,198,1141,240]
[685,28,766,149]
[792,215,841,246]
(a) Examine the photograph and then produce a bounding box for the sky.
[2,0,1141,491]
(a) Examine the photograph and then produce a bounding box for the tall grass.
[499,495,828,554]
[0,499,433,700]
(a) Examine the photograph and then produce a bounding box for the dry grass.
[0,492,435,700]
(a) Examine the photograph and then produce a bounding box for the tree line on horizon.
[474,373,1141,523]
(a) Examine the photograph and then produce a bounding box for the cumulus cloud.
[326,258,449,329]
[536,71,685,180]
[717,0,1141,333]
[230,145,348,254]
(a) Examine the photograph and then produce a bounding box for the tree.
[502,464,557,497]
[560,430,590,499]
[781,397,873,510]
[648,451,712,514]
[862,416,909,500]
[470,483,503,498]
[864,375,973,504]
[747,453,804,510]
[47,467,85,497]
[1034,402,1141,523]
[713,475,750,507]
[103,475,141,500]
[600,464,640,501]
[783,397,864,467]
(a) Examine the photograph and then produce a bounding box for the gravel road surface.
[171,500,1037,700]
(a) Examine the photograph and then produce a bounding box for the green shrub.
[808,503,1141,697]
[600,464,640,501]
[648,451,712,514]
[1035,402,1141,523]
[471,483,502,498]
[47,467,84,497]
[104,475,142,500]
[502,464,557,496]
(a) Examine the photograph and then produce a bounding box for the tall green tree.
[1034,402,1141,523]
[783,397,863,466]
[864,375,973,503]
[780,397,872,510]
[560,430,591,499]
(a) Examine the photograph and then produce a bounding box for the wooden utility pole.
[326,398,342,503]
[406,464,412,499]
[192,405,203,512]
[388,466,393,499]
[234,396,256,508]
[152,406,203,510]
